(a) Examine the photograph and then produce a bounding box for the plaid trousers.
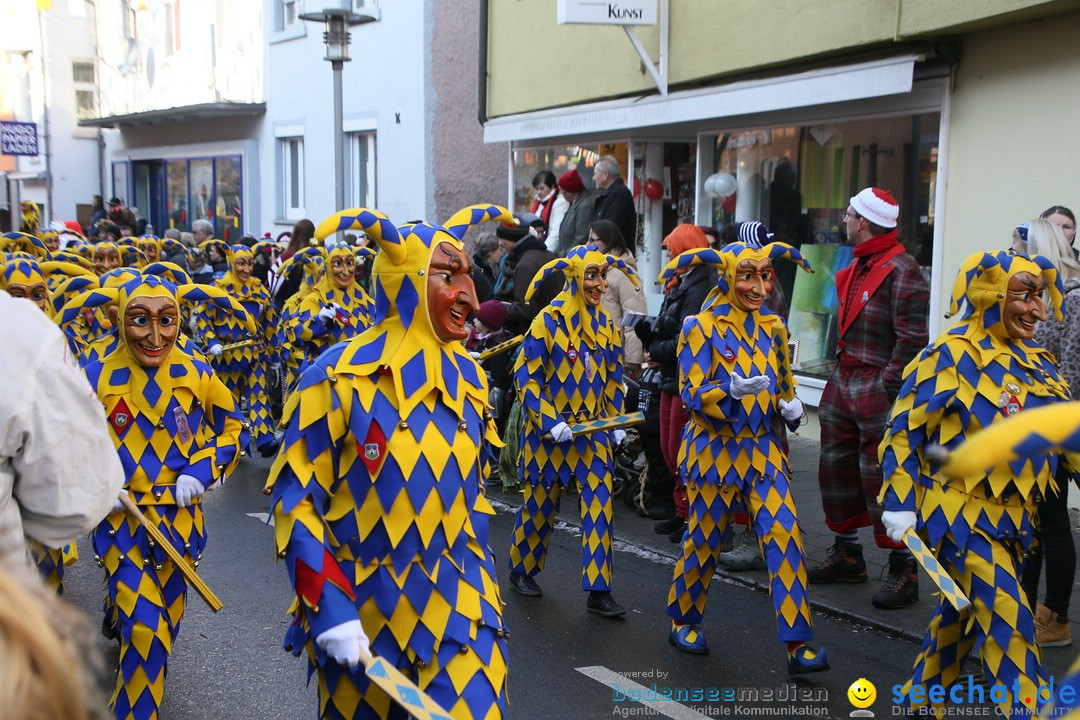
[816,363,904,550]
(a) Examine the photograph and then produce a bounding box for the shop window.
[165,160,189,230]
[214,156,242,240]
[345,132,375,208]
[700,114,939,379]
[510,143,629,216]
[279,137,305,220]
[189,158,214,230]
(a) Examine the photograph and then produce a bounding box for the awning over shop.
[483,54,919,144]
[79,102,266,129]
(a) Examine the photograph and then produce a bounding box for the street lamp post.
[299,5,376,215]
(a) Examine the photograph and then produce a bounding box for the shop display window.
[700,113,939,379]
[510,142,630,215]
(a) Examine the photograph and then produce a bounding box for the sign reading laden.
[556,0,657,26]
[0,121,39,157]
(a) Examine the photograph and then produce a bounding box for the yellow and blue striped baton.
[477,334,524,362]
[361,651,454,720]
[569,412,646,436]
[902,528,970,611]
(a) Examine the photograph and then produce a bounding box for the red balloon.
[644,178,664,201]
[721,192,737,214]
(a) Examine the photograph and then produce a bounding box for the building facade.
[481,0,1080,435]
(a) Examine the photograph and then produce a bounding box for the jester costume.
[73,274,249,720]
[506,245,635,612]
[275,247,325,389]
[879,250,1071,717]
[661,243,827,673]
[195,240,280,455]
[289,239,374,375]
[268,205,512,720]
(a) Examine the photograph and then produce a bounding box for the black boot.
[806,537,868,584]
[508,571,542,597]
[655,515,684,534]
[587,591,626,617]
[871,553,919,609]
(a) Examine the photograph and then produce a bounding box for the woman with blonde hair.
[1023,216,1080,648]
[0,563,109,720]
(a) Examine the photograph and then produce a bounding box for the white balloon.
[713,173,737,197]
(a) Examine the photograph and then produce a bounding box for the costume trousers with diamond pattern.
[903,531,1046,717]
[92,506,206,720]
[210,352,275,447]
[28,539,76,594]
[667,473,813,643]
[508,443,615,591]
[311,624,507,720]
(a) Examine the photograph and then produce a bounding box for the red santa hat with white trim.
[850,187,899,229]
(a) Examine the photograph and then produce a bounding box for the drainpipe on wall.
[477,0,488,125]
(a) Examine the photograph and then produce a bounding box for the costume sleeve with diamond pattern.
[515,313,562,434]
[678,315,737,421]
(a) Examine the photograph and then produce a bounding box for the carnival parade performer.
[506,244,637,617]
[196,239,281,456]
[660,242,828,674]
[288,238,374,374]
[65,273,250,720]
[267,205,512,720]
[878,250,1071,716]
[273,246,325,389]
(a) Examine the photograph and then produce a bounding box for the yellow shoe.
[1035,606,1072,648]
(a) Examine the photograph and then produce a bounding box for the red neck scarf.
[852,230,898,258]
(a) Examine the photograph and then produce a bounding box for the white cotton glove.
[881,510,918,543]
[174,473,205,508]
[318,305,337,323]
[612,429,627,446]
[110,489,129,514]
[315,619,370,668]
[549,421,574,444]
[208,343,224,357]
[469,351,482,360]
[778,397,804,423]
[730,373,770,399]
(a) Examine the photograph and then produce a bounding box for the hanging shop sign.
[557,0,657,26]
[0,121,39,157]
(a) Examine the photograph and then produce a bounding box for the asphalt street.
[60,453,1067,719]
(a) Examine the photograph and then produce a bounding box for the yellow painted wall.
[486,0,1077,117]
[938,12,1080,310]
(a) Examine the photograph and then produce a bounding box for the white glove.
[778,397,804,423]
[881,510,917,543]
[174,473,205,508]
[315,619,370,668]
[730,373,770,399]
[208,343,224,357]
[612,429,627,446]
[110,489,129,514]
[468,351,482,360]
[549,421,574,444]
[318,305,337,323]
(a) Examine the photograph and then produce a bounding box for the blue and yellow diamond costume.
[289,239,375,375]
[661,244,819,645]
[195,240,280,452]
[506,245,636,593]
[69,274,250,720]
[879,250,1071,717]
[267,205,513,720]
[275,246,326,389]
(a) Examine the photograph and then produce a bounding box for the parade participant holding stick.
[661,242,828,674]
[879,250,1071,717]
[268,205,512,720]
[506,244,637,617]
[66,274,250,720]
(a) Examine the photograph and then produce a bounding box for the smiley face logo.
[847,678,876,709]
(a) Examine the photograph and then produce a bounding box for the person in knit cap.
[807,187,930,610]
[555,169,596,255]
[634,224,716,542]
[492,220,561,335]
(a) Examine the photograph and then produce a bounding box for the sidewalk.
[488,434,1080,650]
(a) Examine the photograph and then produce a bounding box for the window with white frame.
[345,131,375,208]
[165,0,181,55]
[277,0,301,31]
[352,0,379,17]
[279,136,305,220]
[72,60,97,122]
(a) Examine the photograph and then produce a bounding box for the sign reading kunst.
[0,121,39,157]
[556,0,657,26]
